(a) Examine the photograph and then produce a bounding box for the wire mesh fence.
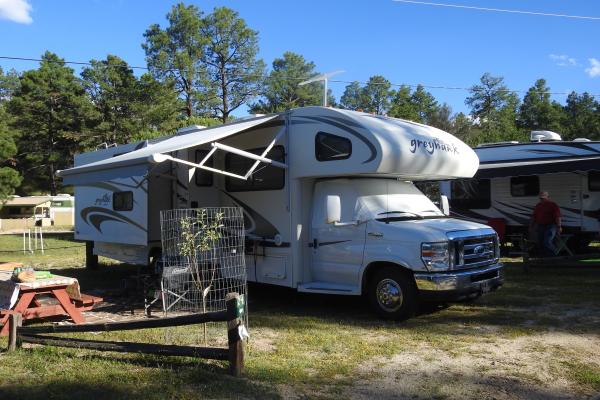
[159,207,247,318]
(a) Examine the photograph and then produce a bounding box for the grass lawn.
[1,234,599,399]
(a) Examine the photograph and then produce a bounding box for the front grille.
[452,234,498,270]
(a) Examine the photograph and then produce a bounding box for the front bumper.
[414,263,503,301]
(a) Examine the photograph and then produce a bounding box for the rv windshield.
[353,180,444,222]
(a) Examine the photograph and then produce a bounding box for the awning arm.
[242,127,286,179]
[148,131,288,181]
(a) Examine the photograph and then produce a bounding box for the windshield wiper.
[376,211,423,220]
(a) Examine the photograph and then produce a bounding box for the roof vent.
[573,138,591,142]
[530,130,562,142]
[177,125,206,135]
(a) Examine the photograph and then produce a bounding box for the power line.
[1,55,599,97]
[393,0,600,21]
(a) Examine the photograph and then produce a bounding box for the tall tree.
[8,52,96,195]
[143,3,206,118]
[361,75,391,114]
[0,104,21,202]
[250,52,324,113]
[563,91,600,140]
[465,73,521,142]
[202,7,265,123]
[388,86,419,121]
[81,55,141,145]
[428,103,453,132]
[518,79,564,133]
[410,85,439,123]
[340,81,364,111]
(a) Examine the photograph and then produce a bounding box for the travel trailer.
[440,131,600,251]
[58,107,503,319]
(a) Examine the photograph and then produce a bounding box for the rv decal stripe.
[219,191,280,239]
[80,207,147,233]
[300,116,377,164]
[81,182,141,205]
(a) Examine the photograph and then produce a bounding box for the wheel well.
[361,261,414,295]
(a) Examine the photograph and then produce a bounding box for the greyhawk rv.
[58,107,503,319]
[440,130,600,251]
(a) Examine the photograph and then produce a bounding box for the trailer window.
[113,191,133,211]
[315,132,352,161]
[450,179,491,209]
[225,145,285,192]
[510,176,539,197]
[195,150,214,187]
[589,171,600,191]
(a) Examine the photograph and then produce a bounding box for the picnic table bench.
[0,270,102,336]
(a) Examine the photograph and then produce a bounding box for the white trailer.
[58,107,503,319]
[440,131,600,250]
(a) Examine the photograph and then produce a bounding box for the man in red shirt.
[530,191,562,256]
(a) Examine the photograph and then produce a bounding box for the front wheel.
[367,268,417,321]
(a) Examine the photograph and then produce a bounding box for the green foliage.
[250,51,325,113]
[465,73,523,144]
[0,66,20,103]
[81,57,182,147]
[8,52,97,195]
[202,7,266,122]
[0,105,21,202]
[340,81,364,111]
[340,76,391,114]
[142,3,207,117]
[562,92,600,140]
[518,79,564,133]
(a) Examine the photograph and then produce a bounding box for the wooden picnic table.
[0,270,101,336]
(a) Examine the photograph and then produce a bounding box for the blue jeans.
[537,224,557,255]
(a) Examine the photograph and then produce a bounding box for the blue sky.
[0,0,598,116]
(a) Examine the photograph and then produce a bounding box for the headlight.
[421,242,450,271]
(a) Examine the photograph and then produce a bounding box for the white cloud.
[0,0,32,24]
[585,58,600,78]
[549,54,577,67]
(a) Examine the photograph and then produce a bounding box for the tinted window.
[589,171,600,192]
[113,191,133,211]
[195,150,214,187]
[510,176,539,197]
[315,132,351,161]
[450,179,491,209]
[225,146,285,192]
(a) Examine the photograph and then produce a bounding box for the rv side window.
[450,179,491,209]
[195,150,214,187]
[113,191,133,211]
[315,132,352,161]
[589,171,600,192]
[225,145,285,192]
[510,176,539,197]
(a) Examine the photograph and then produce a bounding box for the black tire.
[367,267,417,321]
[85,241,98,270]
[148,248,162,273]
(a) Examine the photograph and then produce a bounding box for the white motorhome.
[58,107,503,319]
[440,131,600,251]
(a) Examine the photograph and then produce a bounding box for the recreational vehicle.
[57,107,503,319]
[440,131,600,251]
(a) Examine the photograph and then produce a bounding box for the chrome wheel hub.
[376,278,403,312]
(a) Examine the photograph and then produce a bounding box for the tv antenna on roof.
[299,70,345,107]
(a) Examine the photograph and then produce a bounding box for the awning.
[476,155,600,179]
[57,114,280,182]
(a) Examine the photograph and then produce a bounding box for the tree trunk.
[48,162,57,196]
[220,63,228,124]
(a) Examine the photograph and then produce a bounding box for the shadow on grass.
[43,260,600,337]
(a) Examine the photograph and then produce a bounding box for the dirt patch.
[347,332,600,400]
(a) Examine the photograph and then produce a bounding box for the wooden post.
[225,293,244,377]
[7,313,22,352]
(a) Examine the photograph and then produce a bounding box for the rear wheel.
[368,268,417,321]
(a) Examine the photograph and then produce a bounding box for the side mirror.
[440,195,450,216]
[326,195,341,224]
